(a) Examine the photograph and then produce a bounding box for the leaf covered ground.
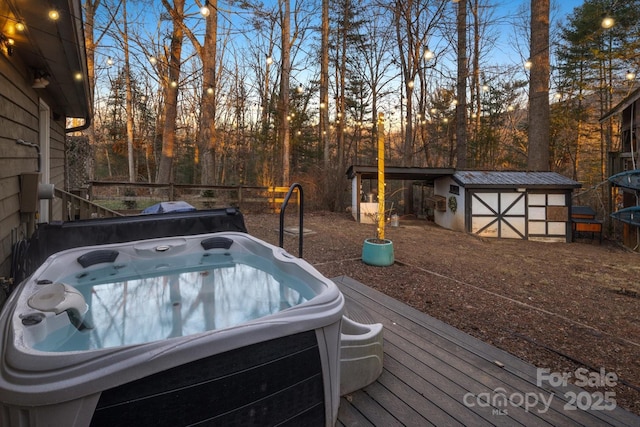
[243,211,640,415]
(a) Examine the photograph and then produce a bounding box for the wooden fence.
[85,181,299,213]
[54,188,123,221]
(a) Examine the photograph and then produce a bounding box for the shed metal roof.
[453,171,581,189]
[346,165,455,182]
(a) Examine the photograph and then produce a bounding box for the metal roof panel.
[453,171,581,189]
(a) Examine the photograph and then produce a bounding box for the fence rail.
[54,188,124,221]
[86,181,299,213]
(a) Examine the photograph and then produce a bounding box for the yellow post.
[377,113,385,240]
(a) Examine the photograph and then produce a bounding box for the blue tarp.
[141,201,196,214]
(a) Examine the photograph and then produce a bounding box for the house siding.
[0,56,67,277]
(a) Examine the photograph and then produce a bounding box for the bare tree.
[121,0,135,182]
[156,0,186,184]
[280,0,292,185]
[320,0,330,176]
[351,5,396,162]
[84,0,121,182]
[455,0,468,168]
[182,0,219,185]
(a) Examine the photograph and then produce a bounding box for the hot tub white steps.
[339,315,384,396]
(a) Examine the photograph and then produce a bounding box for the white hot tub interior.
[17,234,321,353]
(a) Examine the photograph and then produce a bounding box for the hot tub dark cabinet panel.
[89,331,325,427]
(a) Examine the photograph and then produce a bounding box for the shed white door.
[470,191,526,239]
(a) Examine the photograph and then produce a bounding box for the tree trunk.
[156,0,185,184]
[527,0,550,171]
[122,0,135,182]
[337,0,348,178]
[83,0,98,182]
[280,0,291,185]
[198,0,218,185]
[321,0,329,174]
[456,0,467,169]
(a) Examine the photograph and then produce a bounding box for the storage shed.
[434,171,582,242]
[346,165,455,223]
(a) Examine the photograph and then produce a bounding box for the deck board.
[333,275,639,427]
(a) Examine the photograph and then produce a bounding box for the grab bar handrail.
[278,183,303,257]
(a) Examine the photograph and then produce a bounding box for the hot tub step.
[339,315,383,396]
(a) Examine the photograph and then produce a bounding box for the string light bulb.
[15,22,25,32]
[423,48,434,60]
[200,2,210,17]
[48,10,60,20]
[601,15,614,29]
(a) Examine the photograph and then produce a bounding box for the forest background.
[76,0,640,213]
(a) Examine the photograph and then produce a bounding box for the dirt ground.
[242,211,640,416]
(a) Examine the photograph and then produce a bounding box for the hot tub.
[0,232,344,426]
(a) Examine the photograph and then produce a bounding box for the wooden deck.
[332,275,639,427]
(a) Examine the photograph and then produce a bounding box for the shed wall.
[434,176,465,232]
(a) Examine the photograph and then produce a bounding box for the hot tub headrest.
[18,207,247,283]
[27,283,93,331]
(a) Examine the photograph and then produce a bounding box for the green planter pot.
[362,238,394,266]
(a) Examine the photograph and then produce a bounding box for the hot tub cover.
[141,201,196,214]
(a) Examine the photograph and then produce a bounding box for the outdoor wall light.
[32,70,50,89]
[5,37,14,56]
[0,34,15,56]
